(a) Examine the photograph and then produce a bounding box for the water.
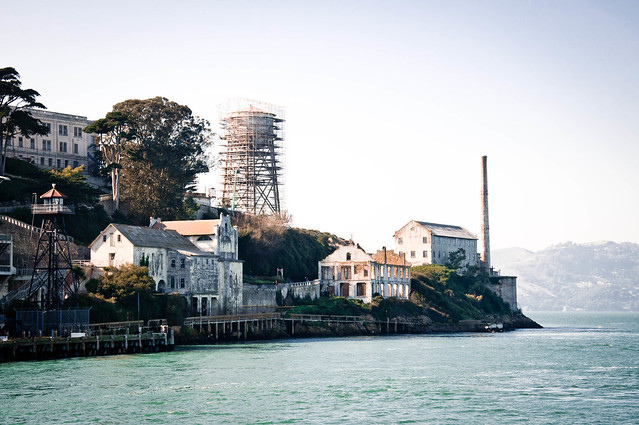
[2,312,638,424]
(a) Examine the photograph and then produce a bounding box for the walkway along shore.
[0,313,540,362]
[176,312,541,344]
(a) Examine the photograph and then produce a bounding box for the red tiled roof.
[160,220,220,236]
[40,188,67,198]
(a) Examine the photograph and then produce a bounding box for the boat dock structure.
[0,320,174,362]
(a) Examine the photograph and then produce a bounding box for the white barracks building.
[5,109,95,172]
[394,220,479,268]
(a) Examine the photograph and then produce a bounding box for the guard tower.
[27,184,77,309]
[219,99,285,214]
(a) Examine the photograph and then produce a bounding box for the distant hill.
[492,242,639,312]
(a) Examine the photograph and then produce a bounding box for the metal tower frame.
[27,185,78,310]
[219,99,285,215]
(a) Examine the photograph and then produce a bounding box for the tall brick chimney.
[480,155,490,272]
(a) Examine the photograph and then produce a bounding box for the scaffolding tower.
[219,99,285,215]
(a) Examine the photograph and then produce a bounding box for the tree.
[446,248,467,270]
[0,67,49,176]
[112,97,212,222]
[97,264,155,299]
[83,111,135,212]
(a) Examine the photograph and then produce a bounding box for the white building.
[319,243,411,303]
[89,218,243,315]
[394,220,479,268]
[5,109,97,173]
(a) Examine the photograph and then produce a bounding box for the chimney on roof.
[383,246,387,264]
[479,156,491,272]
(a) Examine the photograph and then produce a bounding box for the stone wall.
[487,276,518,311]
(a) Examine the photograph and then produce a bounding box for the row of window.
[9,137,80,154]
[397,236,476,247]
[169,276,186,289]
[397,236,430,244]
[56,125,83,137]
[433,236,475,247]
[33,157,79,169]
[170,258,186,268]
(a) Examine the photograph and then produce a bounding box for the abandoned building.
[318,243,411,303]
[89,215,243,315]
[394,220,479,268]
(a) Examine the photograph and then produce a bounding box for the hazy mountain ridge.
[492,242,639,312]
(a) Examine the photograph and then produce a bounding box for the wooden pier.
[0,321,175,363]
[184,313,420,340]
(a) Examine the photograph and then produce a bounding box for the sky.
[4,0,639,254]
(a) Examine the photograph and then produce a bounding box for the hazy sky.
[4,0,639,254]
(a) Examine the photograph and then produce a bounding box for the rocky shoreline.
[174,312,542,345]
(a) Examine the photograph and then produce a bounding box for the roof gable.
[322,243,371,263]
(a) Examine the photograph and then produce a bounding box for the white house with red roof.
[89,219,243,316]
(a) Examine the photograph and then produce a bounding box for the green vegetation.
[287,296,369,316]
[410,264,511,322]
[236,213,345,282]
[77,264,189,325]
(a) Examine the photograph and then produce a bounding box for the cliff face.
[493,242,639,311]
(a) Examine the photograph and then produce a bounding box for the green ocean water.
[1,312,638,424]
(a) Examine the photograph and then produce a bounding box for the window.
[59,142,67,152]
[170,276,175,289]
[346,252,351,261]
[45,123,51,134]
[30,139,35,149]
[58,125,68,136]
[74,127,82,137]
[117,234,121,242]
[180,278,185,289]
[102,235,107,242]
[18,137,23,147]
[397,237,403,245]
[364,269,368,278]
[410,251,416,258]
[64,160,69,167]
[56,159,61,168]
[42,140,51,151]
[423,237,427,244]
[73,144,79,154]
[171,259,175,268]
[356,283,366,296]
[40,157,44,165]
[423,251,427,258]
[48,158,52,166]
[73,160,79,168]
[180,258,185,268]
[341,266,350,279]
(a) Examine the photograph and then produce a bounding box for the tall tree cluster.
[89,97,212,222]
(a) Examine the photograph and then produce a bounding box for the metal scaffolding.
[219,99,285,215]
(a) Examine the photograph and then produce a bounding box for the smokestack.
[480,156,490,271]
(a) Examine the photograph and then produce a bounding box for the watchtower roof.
[40,184,67,199]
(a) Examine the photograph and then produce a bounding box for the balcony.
[31,204,75,215]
